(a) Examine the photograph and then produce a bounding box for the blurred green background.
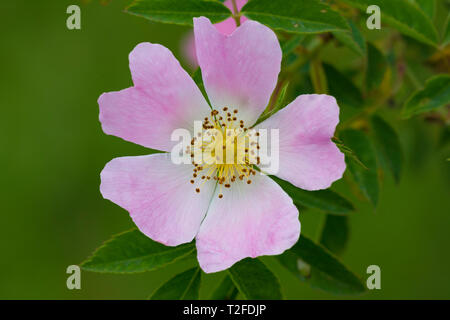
[1,0,449,299]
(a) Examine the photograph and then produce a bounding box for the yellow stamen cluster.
[186,107,260,198]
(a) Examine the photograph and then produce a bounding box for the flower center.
[187,107,260,198]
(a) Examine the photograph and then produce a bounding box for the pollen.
[188,107,260,198]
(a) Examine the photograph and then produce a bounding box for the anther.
[196,188,200,193]
[218,194,223,198]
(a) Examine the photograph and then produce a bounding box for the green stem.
[231,0,241,26]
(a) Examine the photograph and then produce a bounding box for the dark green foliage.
[149,267,201,299]
[126,0,232,26]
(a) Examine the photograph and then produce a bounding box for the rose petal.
[196,174,300,273]
[214,0,248,36]
[99,43,209,151]
[255,94,346,190]
[100,153,215,246]
[182,1,248,67]
[193,17,281,127]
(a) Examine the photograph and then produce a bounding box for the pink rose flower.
[182,0,248,68]
[98,17,345,273]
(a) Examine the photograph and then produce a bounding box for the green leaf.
[126,0,232,26]
[271,176,355,215]
[241,0,349,34]
[371,115,403,183]
[210,275,238,300]
[324,64,364,109]
[271,82,290,114]
[333,20,366,56]
[81,229,194,273]
[310,58,328,94]
[277,235,366,295]
[281,35,305,58]
[443,13,450,46]
[320,215,349,256]
[411,0,435,19]
[341,0,439,47]
[255,82,290,126]
[366,43,388,92]
[332,137,368,170]
[340,129,379,206]
[402,74,450,118]
[149,267,201,300]
[228,258,282,299]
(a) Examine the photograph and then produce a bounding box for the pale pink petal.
[99,43,209,151]
[193,17,281,127]
[100,153,215,246]
[214,17,239,36]
[214,0,248,35]
[182,0,248,67]
[255,94,346,190]
[196,174,300,273]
